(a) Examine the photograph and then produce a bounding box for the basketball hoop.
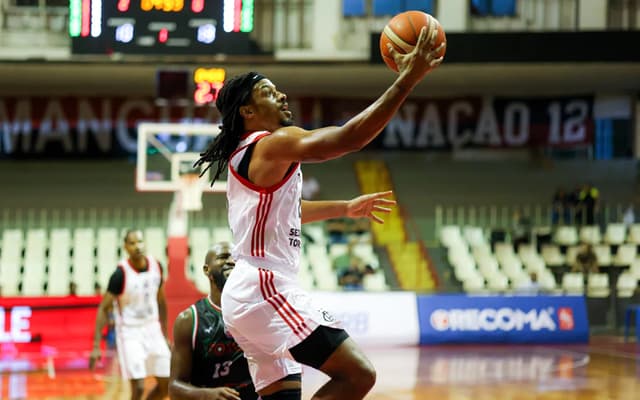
[178,173,203,212]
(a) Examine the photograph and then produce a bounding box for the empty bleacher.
[1,220,387,297]
[440,223,640,298]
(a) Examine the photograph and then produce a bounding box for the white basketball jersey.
[227,131,303,274]
[113,256,163,327]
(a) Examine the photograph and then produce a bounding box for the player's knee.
[261,388,302,400]
[355,359,376,392]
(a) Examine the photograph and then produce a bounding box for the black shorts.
[289,326,349,369]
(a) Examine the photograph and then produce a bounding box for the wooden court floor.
[1,336,638,400]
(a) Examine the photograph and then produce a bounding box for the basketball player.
[169,242,260,400]
[89,229,170,400]
[193,26,444,400]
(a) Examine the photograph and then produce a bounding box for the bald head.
[203,242,235,291]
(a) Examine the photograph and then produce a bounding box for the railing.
[0,207,228,231]
[0,0,68,32]
[434,202,634,238]
[0,0,637,59]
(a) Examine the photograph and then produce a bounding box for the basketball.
[379,11,447,72]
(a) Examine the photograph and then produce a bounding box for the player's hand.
[88,348,102,370]
[346,190,397,224]
[389,25,445,84]
[204,387,241,400]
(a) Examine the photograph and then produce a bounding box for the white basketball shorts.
[115,320,171,380]
[221,259,342,391]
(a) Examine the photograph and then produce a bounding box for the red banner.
[0,295,100,356]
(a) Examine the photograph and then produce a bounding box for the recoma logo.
[429,307,560,332]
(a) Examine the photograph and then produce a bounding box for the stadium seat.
[448,245,474,270]
[517,243,538,263]
[71,228,96,296]
[541,244,565,267]
[616,272,638,298]
[562,272,585,294]
[593,245,612,266]
[363,270,388,291]
[605,223,627,245]
[440,225,464,248]
[499,256,525,281]
[587,273,610,297]
[565,245,582,266]
[461,270,486,293]
[523,256,546,274]
[627,224,640,244]
[189,227,211,282]
[298,255,315,290]
[631,258,640,280]
[580,225,602,244]
[453,257,478,282]
[307,244,337,290]
[22,229,47,296]
[96,227,119,286]
[477,254,500,275]
[614,244,637,266]
[494,242,515,260]
[487,272,509,292]
[352,242,380,268]
[303,223,327,247]
[462,226,486,247]
[47,228,72,296]
[539,269,558,292]
[471,242,493,260]
[0,229,23,296]
[329,243,350,260]
[555,226,578,246]
[145,227,167,274]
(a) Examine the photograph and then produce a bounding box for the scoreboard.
[70,0,257,55]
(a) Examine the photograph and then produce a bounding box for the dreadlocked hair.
[194,72,265,185]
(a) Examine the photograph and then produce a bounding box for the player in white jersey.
[89,229,170,400]
[194,26,444,400]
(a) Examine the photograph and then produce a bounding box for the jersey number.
[212,361,232,379]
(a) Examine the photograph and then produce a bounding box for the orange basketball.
[379,10,446,72]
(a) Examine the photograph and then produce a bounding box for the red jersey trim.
[228,131,301,194]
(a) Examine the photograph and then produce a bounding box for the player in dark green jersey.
[169,242,301,400]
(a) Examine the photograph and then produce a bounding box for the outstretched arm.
[302,191,397,224]
[169,310,241,400]
[255,26,445,166]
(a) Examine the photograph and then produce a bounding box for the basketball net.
[177,173,203,212]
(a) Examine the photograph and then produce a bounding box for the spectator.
[511,209,532,251]
[94,282,102,296]
[338,257,367,290]
[623,204,635,227]
[326,218,348,245]
[572,244,599,274]
[332,242,355,272]
[515,272,542,295]
[567,185,581,224]
[551,188,571,225]
[579,183,599,225]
